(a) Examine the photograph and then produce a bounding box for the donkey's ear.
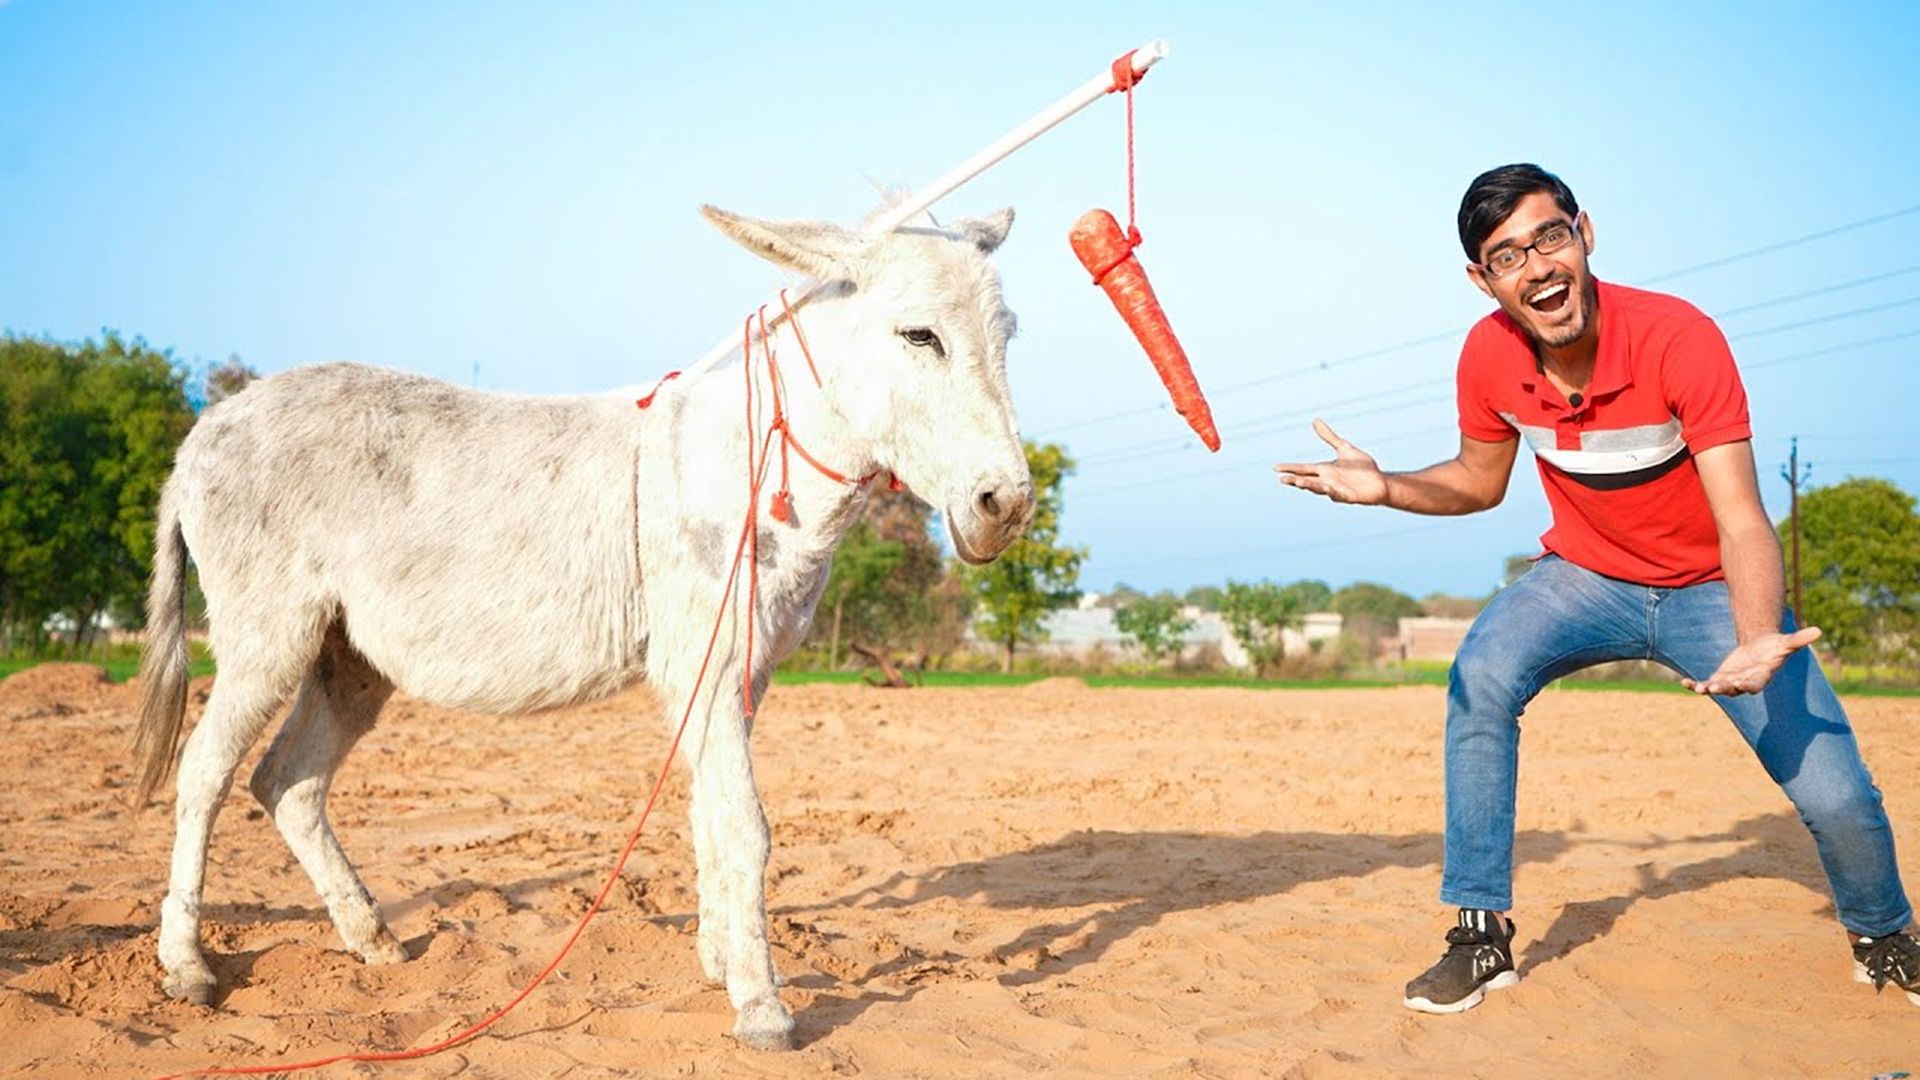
[700,205,864,280]
[954,207,1014,254]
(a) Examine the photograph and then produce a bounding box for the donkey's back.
[173,363,650,714]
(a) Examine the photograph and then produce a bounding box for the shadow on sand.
[775,810,1828,1043]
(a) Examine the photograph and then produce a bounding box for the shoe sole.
[1403,970,1520,1015]
[1852,960,1920,1006]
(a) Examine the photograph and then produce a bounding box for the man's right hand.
[1274,419,1389,505]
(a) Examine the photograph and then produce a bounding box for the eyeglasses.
[1481,215,1582,278]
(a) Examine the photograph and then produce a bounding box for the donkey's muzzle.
[973,478,1034,532]
[949,478,1034,565]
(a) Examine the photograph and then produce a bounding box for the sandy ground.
[2,663,1916,1079]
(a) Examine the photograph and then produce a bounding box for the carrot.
[1069,207,1219,452]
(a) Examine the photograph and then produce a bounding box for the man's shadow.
[778,810,1828,1042]
[786,827,1567,986]
[774,826,1567,1041]
[1517,809,1831,974]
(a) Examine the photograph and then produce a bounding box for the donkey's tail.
[133,485,190,807]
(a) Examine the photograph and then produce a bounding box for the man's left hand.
[1681,626,1823,696]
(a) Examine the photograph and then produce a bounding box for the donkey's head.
[701,206,1034,563]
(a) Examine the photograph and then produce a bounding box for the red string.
[634,369,680,409]
[1124,61,1138,243]
[779,289,822,388]
[743,313,765,717]
[1106,49,1145,248]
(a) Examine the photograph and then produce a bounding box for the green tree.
[810,484,976,670]
[1114,594,1195,664]
[1331,581,1424,660]
[0,334,193,649]
[1278,578,1333,613]
[817,518,904,669]
[1098,581,1147,609]
[1786,477,1920,673]
[1218,579,1307,676]
[962,441,1086,673]
[1421,592,1484,619]
[1183,584,1223,612]
[1502,553,1536,587]
[202,355,259,407]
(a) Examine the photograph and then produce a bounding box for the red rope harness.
[160,305,866,1079]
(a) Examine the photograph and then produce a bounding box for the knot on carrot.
[1086,229,1142,287]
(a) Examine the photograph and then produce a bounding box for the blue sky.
[5,2,1917,598]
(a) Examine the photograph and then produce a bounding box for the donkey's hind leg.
[158,634,318,1004]
[248,624,402,966]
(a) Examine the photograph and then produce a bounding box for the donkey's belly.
[341,590,647,716]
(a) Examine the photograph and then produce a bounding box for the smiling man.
[1275,163,1918,1014]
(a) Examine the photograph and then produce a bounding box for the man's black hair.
[1457,164,1579,263]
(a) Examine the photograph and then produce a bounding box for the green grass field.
[770,665,1918,697]
[0,644,216,685]
[3,650,1912,697]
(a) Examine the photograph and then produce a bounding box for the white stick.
[678,39,1170,382]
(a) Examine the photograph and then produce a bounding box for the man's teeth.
[1529,283,1569,304]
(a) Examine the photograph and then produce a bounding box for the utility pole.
[1781,437,1812,618]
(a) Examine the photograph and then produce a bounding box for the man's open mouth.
[1526,281,1571,314]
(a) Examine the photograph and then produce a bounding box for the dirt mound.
[0,663,118,719]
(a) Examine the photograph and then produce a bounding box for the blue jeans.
[1441,554,1912,936]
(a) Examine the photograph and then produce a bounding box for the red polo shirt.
[1457,280,1752,587]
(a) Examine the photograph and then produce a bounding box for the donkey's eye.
[899,327,943,353]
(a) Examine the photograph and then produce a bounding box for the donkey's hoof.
[731,994,795,1051]
[162,971,216,1006]
[355,927,409,966]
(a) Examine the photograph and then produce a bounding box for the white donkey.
[133,205,1034,1051]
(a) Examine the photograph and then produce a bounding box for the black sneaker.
[1852,927,1920,1006]
[1403,908,1520,1014]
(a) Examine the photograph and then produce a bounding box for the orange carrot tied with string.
[1070,207,1220,451]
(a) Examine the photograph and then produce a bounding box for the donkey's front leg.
[687,774,731,985]
[693,698,792,1051]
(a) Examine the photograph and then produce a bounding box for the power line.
[1075,284,1920,476]
[1089,521,1458,576]
[1039,204,1920,441]
[1733,294,1920,340]
[1070,326,1920,499]
[1082,376,1451,465]
[1744,326,1920,371]
[1637,204,1920,286]
[1037,326,1460,438]
[1067,280,1919,468]
[1715,264,1920,318]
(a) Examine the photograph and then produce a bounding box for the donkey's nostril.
[977,488,1003,521]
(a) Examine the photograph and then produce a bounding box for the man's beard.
[1531,276,1598,349]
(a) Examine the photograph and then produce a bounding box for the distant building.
[966,607,1345,668]
[1397,616,1476,662]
